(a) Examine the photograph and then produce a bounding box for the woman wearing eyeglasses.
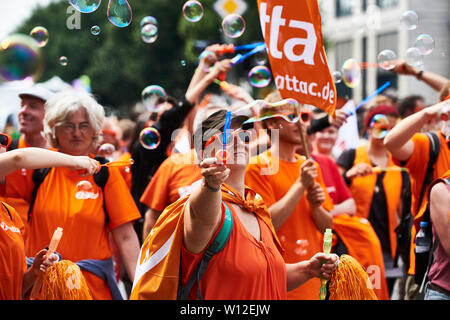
[131,109,338,300]
[0,90,142,300]
[0,133,99,299]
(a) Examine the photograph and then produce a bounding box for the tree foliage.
[14,0,264,115]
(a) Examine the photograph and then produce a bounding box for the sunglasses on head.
[204,129,252,149]
[0,133,11,149]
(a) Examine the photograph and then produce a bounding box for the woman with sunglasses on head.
[0,133,99,299]
[244,92,335,300]
[336,104,411,299]
[1,90,142,300]
[131,109,338,300]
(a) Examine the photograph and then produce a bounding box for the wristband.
[202,179,221,192]
[416,70,424,80]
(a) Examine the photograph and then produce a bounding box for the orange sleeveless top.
[181,202,287,300]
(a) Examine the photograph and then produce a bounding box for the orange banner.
[257,0,336,116]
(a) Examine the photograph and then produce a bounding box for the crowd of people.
[0,42,449,301]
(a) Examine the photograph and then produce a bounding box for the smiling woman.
[1,89,142,300]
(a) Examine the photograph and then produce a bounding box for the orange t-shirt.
[140,149,202,212]
[394,131,450,218]
[245,150,334,300]
[181,202,287,300]
[0,202,26,300]
[2,157,141,300]
[392,131,450,275]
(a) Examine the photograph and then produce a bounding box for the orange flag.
[257,0,336,116]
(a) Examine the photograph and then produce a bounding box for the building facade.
[321,0,449,105]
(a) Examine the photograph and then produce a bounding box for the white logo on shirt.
[1,221,21,234]
[75,191,99,200]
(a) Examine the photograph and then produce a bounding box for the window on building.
[336,0,354,17]
[376,0,399,10]
[335,40,354,98]
[377,32,398,91]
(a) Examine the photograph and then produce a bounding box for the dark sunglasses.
[0,133,11,149]
[204,130,252,149]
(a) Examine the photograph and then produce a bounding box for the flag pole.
[293,106,310,159]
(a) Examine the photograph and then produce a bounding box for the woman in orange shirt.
[0,133,99,299]
[1,90,141,300]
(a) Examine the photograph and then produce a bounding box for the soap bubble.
[405,47,423,67]
[107,0,133,28]
[140,16,158,29]
[183,0,204,23]
[248,66,271,88]
[332,71,342,84]
[341,58,361,88]
[140,16,158,43]
[370,114,390,139]
[0,34,43,82]
[400,10,419,30]
[222,14,246,38]
[141,85,167,111]
[69,0,102,13]
[141,24,158,43]
[59,56,68,66]
[139,127,161,150]
[294,239,309,256]
[98,143,115,158]
[29,26,49,47]
[414,34,435,56]
[75,180,96,199]
[90,25,101,36]
[377,49,397,70]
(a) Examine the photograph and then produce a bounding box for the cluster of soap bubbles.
[69,0,132,27]
[140,16,158,43]
[399,10,435,68]
[335,9,437,89]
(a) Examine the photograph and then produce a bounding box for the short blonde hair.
[44,89,105,148]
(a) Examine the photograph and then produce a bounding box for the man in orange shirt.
[1,85,54,233]
[245,93,333,300]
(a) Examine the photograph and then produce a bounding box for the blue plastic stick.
[222,111,232,158]
[234,42,266,51]
[349,81,391,116]
[231,44,266,65]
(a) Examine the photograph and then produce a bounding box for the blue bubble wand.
[348,81,391,116]
[231,44,267,66]
[221,111,232,162]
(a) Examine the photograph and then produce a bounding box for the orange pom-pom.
[328,254,378,300]
[39,260,92,300]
